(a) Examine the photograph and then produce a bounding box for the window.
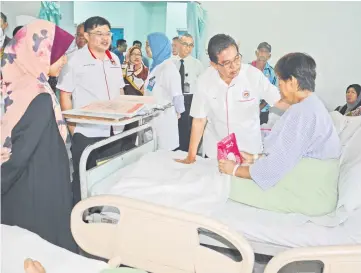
[110,27,124,49]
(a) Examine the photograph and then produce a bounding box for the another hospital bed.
[2,194,361,273]
[78,112,361,258]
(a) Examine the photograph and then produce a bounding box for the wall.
[166,2,187,40]
[148,2,167,35]
[1,1,75,35]
[74,1,136,44]
[201,1,361,109]
[74,1,167,46]
[1,1,40,36]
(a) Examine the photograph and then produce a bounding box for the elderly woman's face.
[130,48,142,65]
[278,77,298,104]
[346,87,358,104]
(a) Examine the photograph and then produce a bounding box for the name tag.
[184,82,190,94]
[147,77,156,92]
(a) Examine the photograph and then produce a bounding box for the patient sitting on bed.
[219,53,341,215]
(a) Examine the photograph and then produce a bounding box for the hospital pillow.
[330,111,348,134]
[229,158,339,217]
[337,123,361,212]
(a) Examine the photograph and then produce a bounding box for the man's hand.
[177,113,181,119]
[240,151,254,164]
[175,155,196,164]
[218,159,237,175]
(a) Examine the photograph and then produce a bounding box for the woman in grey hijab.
[336,84,361,116]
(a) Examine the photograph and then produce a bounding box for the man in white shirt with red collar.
[177,34,288,163]
[57,16,127,205]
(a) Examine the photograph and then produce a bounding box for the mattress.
[91,174,361,255]
[1,225,108,273]
[209,201,361,249]
[89,151,361,255]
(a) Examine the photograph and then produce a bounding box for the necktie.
[179,59,185,94]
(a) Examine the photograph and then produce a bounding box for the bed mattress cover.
[89,151,361,251]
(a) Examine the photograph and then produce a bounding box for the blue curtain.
[186,2,207,59]
[38,1,61,26]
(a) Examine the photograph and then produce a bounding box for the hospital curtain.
[186,2,207,59]
[38,1,61,26]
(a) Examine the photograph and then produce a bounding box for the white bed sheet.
[209,201,361,249]
[90,151,361,251]
[1,225,108,273]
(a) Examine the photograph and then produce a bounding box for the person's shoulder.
[108,51,121,65]
[293,94,326,117]
[201,66,216,77]
[242,63,265,84]
[195,66,217,92]
[160,59,179,76]
[67,46,88,64]
[266,62,276,71]
[244,63,263,76]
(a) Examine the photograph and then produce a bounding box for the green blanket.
[230,158,339,216]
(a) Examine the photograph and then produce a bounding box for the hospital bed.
[78,119,361,259]
[2,195,361,273]
[2,194,255,273]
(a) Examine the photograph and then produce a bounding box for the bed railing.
[264,245,361,273]
[79,123,157,200]
[71,195,255,273]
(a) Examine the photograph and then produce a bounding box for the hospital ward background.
[1,1,361,273]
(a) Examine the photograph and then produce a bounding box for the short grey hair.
[180,33,193,39]
[77,22,84,30]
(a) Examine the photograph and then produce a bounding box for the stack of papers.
[62,96,156,121]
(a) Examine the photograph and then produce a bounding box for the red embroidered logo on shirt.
[242,90,250,99]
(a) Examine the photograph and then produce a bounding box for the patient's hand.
[175,155,196,164]
[240,151,254,165]
[218,159,237,175]
[24,259,46,273]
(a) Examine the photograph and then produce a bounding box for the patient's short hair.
[275,53,316,92]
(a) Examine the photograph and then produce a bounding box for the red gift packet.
[217,133,242,164]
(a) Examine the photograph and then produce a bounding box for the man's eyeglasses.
[217,53,242,69]
[180,41,194,48]
[87,31,113,38]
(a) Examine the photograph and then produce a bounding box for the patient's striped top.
[250,94,341,190]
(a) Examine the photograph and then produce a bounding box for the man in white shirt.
[57,16,128,205]
[171,36,180,60]
[173,33,204,152]
[75,23,87,49]
[177,34,288,163]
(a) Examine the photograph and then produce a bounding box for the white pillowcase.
[334,113,361,212]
